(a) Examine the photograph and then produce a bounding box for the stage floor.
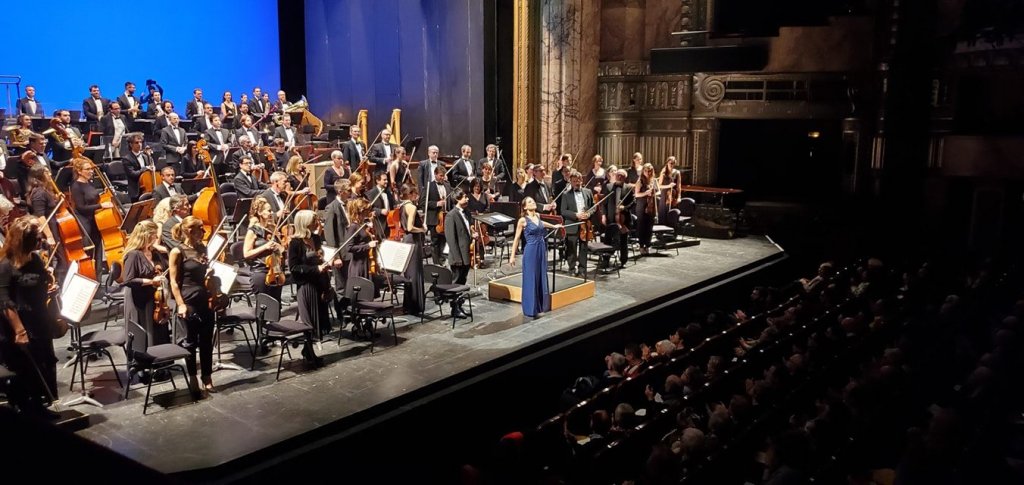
[61,235,785,474]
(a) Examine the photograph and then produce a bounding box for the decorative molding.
[598,61,649,77]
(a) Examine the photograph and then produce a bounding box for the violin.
[264,228,287,287]
[153,266,171,323]
[365,223,379,275]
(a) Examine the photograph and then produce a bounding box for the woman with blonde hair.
[244,197,285,302]
[287,209,334,364]
[70,158,112,269]
[122,220,169,361]
[168,216,214,393]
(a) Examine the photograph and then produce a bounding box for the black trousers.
[565,234,589,275]
[451,264,469,285]
[429,226,446,265]
[602,225,629,266]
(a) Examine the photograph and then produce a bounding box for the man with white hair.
[367,128,398,175]
[418,145,442,188]
[230,135,257,174]
[159,112,188,171]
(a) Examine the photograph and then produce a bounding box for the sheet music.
[207,234,226,261]
[60,273,99,323]
[210,261,238,295]
[379,240,414,273]
[491,213,514,223]
[62,260,80,295]
[322,245,342,263]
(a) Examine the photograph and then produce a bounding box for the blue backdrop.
[3,0,280,117]
[305,0,484,155]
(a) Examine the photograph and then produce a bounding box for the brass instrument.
[4,126,32,148]
[46,119,85,148]
[273,96,324,136]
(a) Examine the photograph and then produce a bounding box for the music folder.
[377,240,414,274]
[180,178,213,194]
[121,198,155,234]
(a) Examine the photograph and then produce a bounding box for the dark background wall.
[304,0,486,155]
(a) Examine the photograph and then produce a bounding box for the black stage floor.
[56,235,785,475]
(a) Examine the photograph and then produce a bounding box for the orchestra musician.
[511,167,528,203]
[24,164,63,277]
[585,154,607,195]
[261,171,291,219]
[185,88,206,122]
[552,153,571,198]
[348,172,367,199]
[141,79,164,107]
[397,183,426,315]
[366,172,393,239]
[602,169,631,269]
[418,145,442,189]
[46,109,84,164]
[220,91,237,129]
[475,144,503,179]
[153,101,174,132]
[479,164,499,199]
[235,115,263,149]
[236,103,251,133]
[657,156,683,223]
[467,178,490,214]
[524,165,556,212]
[243,197,285,303]
[342,125,366,174]
[5,114,35,154]
[267,138,290,170]
[560,170,594,278]
[0,216,60,417]
[345,198,376,282]
[273,115,298,150]
[275,90,291,112]
[195,103,216,133]
[444,189,474,301]
[160,113,189,173]
[161,195,191,251]
[387,146,412,190]
[450,145,476,188]
[122,220,169,362]
[204,116,234,172]
[288,210,334,359]
[82,84,109,130]
[15,85,43,117]
[230,135,258,175]
[71,159,112,269]
[626,152,644,184]
[233,155,267,198]
[634,163,657,255]
[367,128,398,175]
[323,179,352,292]
[422,165,451,265]
[121,135,154,202]
[323,150,351,201]
[117,81,143,120]
[146,91,165,119]
[168,216,215,393]
[17,135,55,194]
[99,102,130,158]
[152,167,183,204]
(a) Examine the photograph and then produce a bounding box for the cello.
[91,159,129,272]
[190,139,224,241]
[137,145,159,196]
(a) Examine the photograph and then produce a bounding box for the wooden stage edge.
[488,274,597,309]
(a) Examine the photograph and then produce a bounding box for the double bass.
[42,152,97,280]
[137,145,159,196]
[92,160,129,271]
[190,139,224,240]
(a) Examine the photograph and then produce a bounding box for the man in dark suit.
[552,154,571,200]
[418,145,443,189]
[248,87,267,121]
[117,81,143,120]
[161,195,191,249]
[421,165,452,265]
[602,169,631,268]
[230,135,258,175]
[99,102,131,157]
[152,167,182,204]
[122,135,155,201]
[193,103,216,133]
[450,144,476,189]
[46,110,83,163]
[475,143,507,182]
[204,116,233,172]
[16,85,43,117]
[235,115,263,148]
[185,88,206,122]
[17,135,56,193]
[146,91,165,119]
[232,155,266,198]
[159,113,188,172]
[273,115,299,149]
[559,171,595,278]
[444,188,473,306]
[82,85,109,131]
[524,165,556,212]
[323,178,352,291]
[342,125,366,173]
[364,172,393,238]
[261,171,292,219]
[366,128,398,175]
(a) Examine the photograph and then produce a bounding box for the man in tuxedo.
[122,135,155,201]
[524,165,556,212]
[82,85,109,130]
[552,154,572,199]
[230,135,258,175]
[418,145,443,189]
[159,113,188,172]
[235,115,263,148]
[367,129,398,175]
[152,166,181,203]
[559,171,595,278]
[323,178,352,291]
[161,195,191,249]
[18,135,56,193]
[475,144,507,182]
[601,169,631,268]
[46,110,83,163]
[248,87,267,120]
[99,102,130,157]
[261,171,291,219]
[342,125,366,173]
[443,188,473,299]
[364,172,393,238]
[16,85,43,117]
[185,88,205,122]
[232,155,266,198]
[273,115,298,149]
[421,165,452,265]
[450,145,476,189]
[146,91,165,118]
[275,90,291,111]
[117,81,143,120]
[204,116,233,172]
[193,103,216,133]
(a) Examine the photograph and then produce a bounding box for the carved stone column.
[689,117,718,185]
[513,0,540,172]
[538,0,601,171]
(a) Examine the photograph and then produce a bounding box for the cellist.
[71,159,113,270]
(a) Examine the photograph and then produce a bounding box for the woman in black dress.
[398,184,426,315]
[70,158,112,270]
[467,178,490,214]
[122,220,168,360]
[243,197,285,303]
[345,198,376,282]
[585,154,608,196]
[25,165,64,278]
[634,163,657,255]
[287,210,333,362]
[511,167,528,203]
[323,150,351,201]
[168,216,215,392]
[0,216,59,415]
[387,146,412,191]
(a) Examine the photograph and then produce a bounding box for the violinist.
[161,194,191,251]
[288,210,335,356]
[348,172,367,199]
[657,156,683,224]
[467,178,490,214]
[552,153,572,199]
[634,163,657,255]
[168,216,215,393]
[585,154,607,195]
[0,216,60,417]
[261,171,290,219]
[324,179,352,291]
[387,146,412,191]
[417,145,442,189]
[122,135,154,201]
[122,221,170,363]
[524,165,556,212]
[366,171,393,239]
[444,189,474,295]
[323,150,351,201]
[17,134,54,194]
[422,165,451,265]
[230,135,258,175]
[345,198,377,281]
[71,159,112,270]
[243,197,285,302]
[475,143,502,179]
[268,138,290,170]
[626,152,644,184]
[601,169,631,269]
[559,170,594,278]
[367,128,397,176]
[511,167,528,203]
[479,163,499,200]
[24,165,62,274]
[232,155,266,198]
[284,154,306,193]
[397,184,426,315]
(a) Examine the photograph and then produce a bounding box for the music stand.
[328,125,350,143]
[539,213,565,292]
[121,198,155,234]
[232,197,253,232]
[180,178,212,195]
[402,136,423,156]
[490,201,522,221]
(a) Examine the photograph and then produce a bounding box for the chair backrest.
[221,192,239,215]
[106,160,127,178]
[107,261,123,286]
[219,182,236,194]
[345,276,375,302]
[139,192,154,202]
[228,241,246,264]
[678,198,696,217]
[424,264,453,285]
[256,293,282,322]
[667,208,682,229]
